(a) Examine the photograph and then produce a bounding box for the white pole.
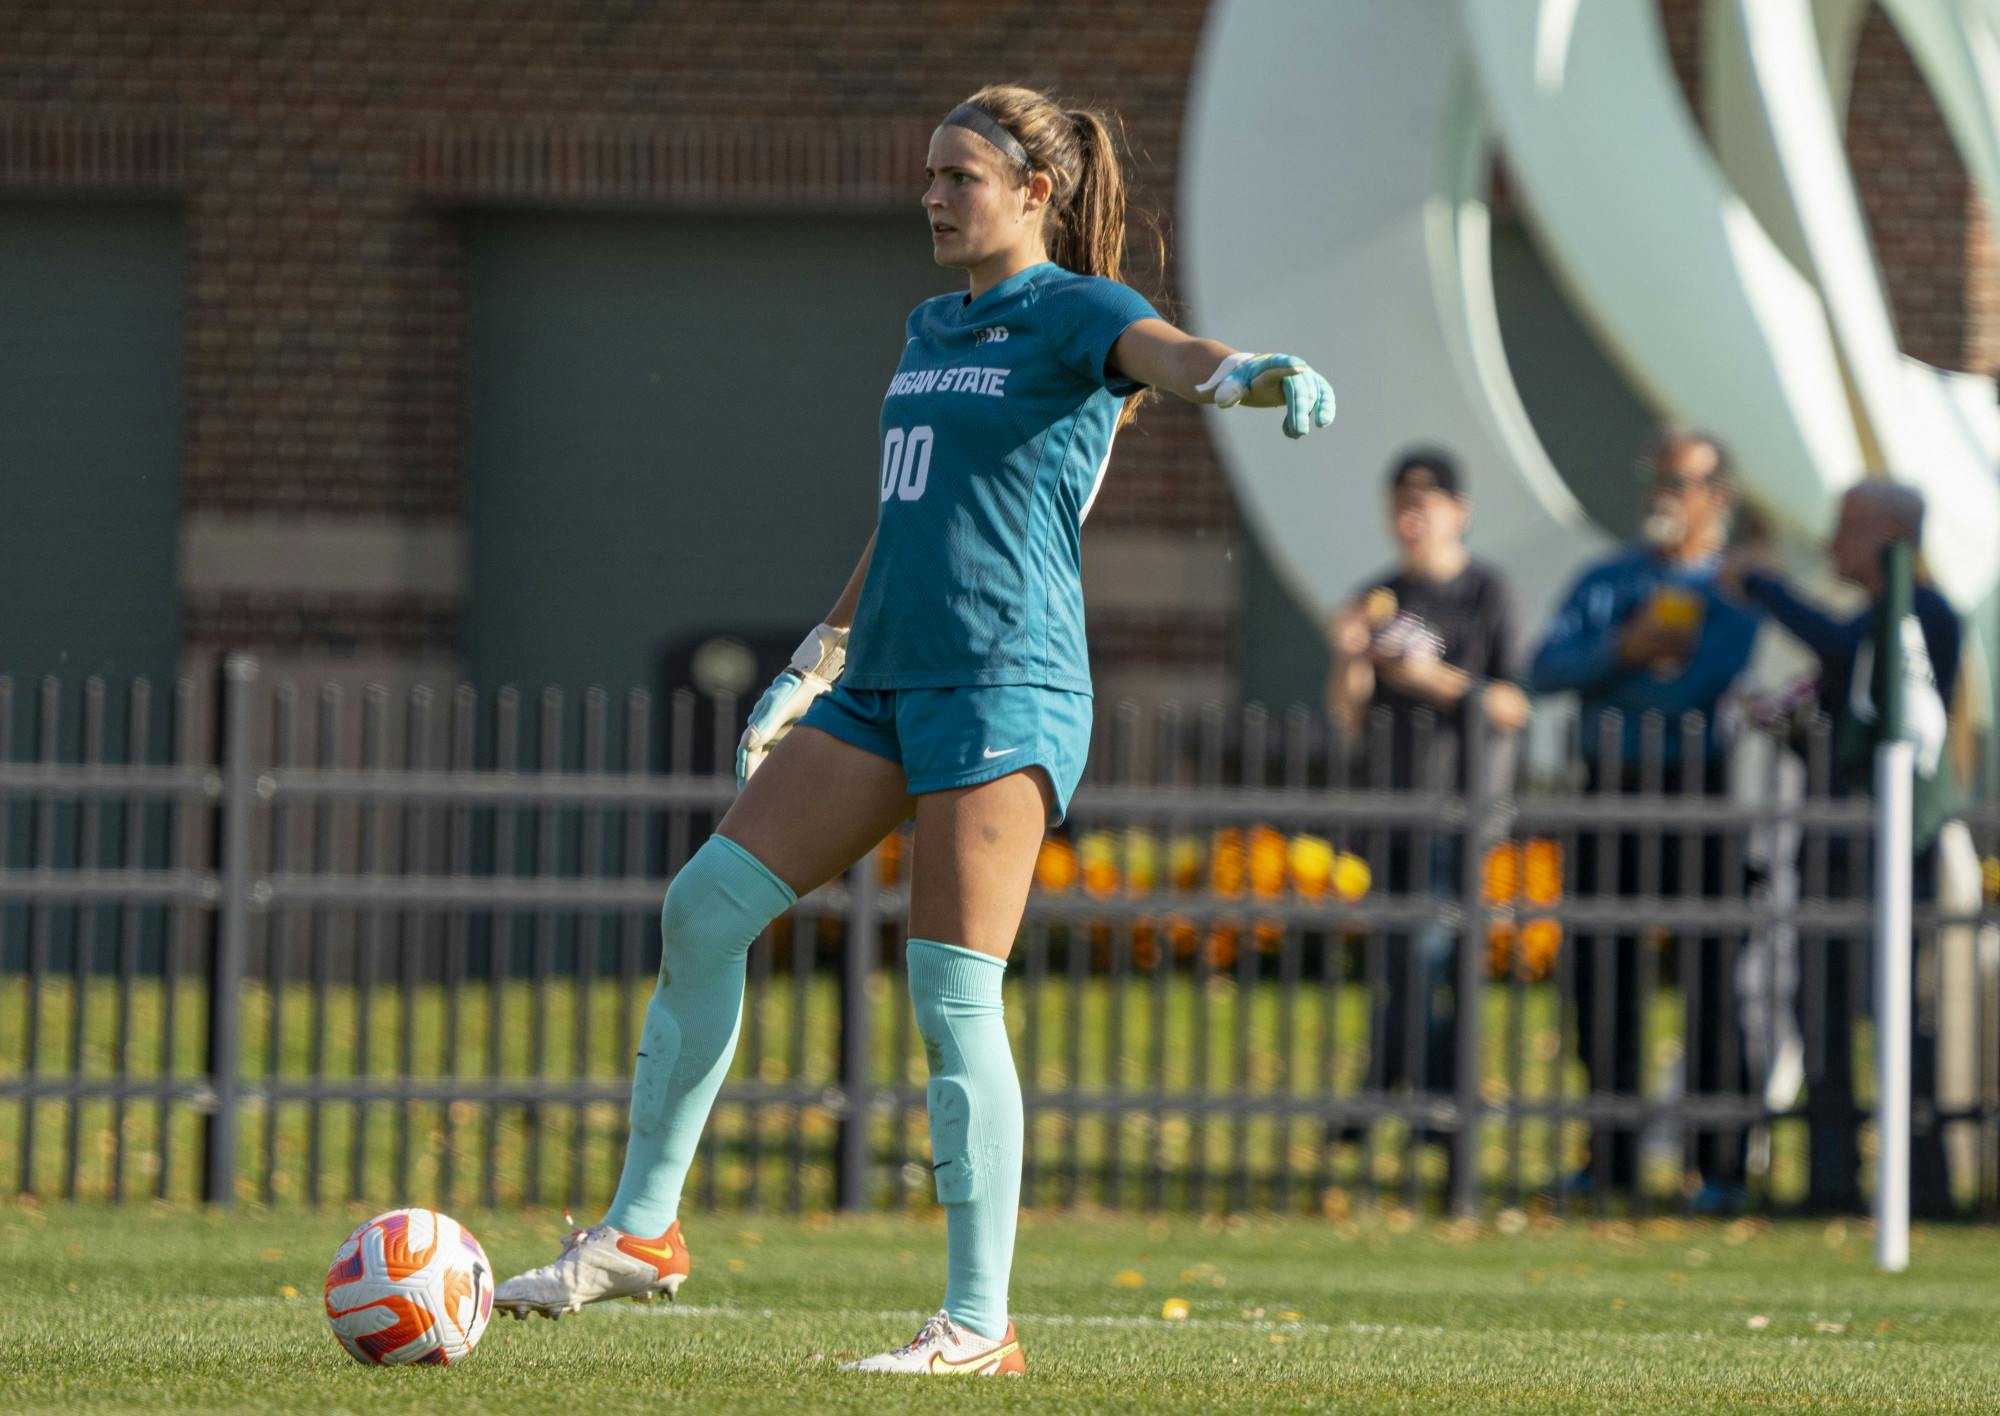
[1874,739,1914,1274]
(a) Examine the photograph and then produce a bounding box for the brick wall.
[0,0,1227,672]
[1,1,1992,682]
[1845,8,1983,373]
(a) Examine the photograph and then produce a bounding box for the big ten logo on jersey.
[973,325,1009,345]
[880,424,935,503]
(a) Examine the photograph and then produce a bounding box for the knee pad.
[906,938,1012,1208]
[657,871,705,986]
[926,1075,982,1205]
[914,990,981,1203]
[628,1002,681,1137]
[656,834,794,985]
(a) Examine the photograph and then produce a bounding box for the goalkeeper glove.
[736,622,848,788]
[1197,352,1336,439]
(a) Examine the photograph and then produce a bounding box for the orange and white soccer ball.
[323,1208,494,1366]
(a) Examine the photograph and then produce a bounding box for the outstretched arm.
[1109,318,1335,438]
[1738,568,1850,664]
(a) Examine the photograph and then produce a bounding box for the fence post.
[1875,740,1914,1271]
[1451,692,1492,1218]
[1871,539,1917,1270]
[835,847,880,1211]
[202,653,258,1207]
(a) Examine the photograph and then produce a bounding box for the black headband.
[942,102,1032,170]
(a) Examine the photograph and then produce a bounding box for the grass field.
[5,1204,2000,1413]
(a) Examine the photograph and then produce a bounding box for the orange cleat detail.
[927,1323,1025,1375]
[493,1216,691,1317]
[844,1311,1025,1375]
[613,1219,690,1286]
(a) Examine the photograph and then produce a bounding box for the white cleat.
[841,1309,1026,1376]
[492,1215,690,1320]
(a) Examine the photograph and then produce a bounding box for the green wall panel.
[465,211,949,699]
[0,201,181,693]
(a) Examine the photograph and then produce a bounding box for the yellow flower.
[1287,834,1335,897]
[1123,829,1160,894]
[1248,827,1288,899]
[1168,835,1205,891]
[1035,839,1079,892]
[1332,852,1371,902]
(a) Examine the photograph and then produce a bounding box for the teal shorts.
[799,682,1093,826]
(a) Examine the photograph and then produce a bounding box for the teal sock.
[907,938,1022,1343]
[602,834,794,1236]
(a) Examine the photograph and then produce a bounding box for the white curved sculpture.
[1459,0,1866,546]
[1187,0,2000,632]
[1702,0,1871,276]
[1708,0,2000,606]
[1183,1,1604,630]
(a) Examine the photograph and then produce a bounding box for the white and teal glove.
[735,622,848,789]
[1196,352,1336,439]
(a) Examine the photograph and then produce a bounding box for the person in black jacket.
[1327,449,1528,1161]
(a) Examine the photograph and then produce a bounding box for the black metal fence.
[3,658,1997,1218]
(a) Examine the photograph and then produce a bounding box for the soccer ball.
[323,1208,494,1366]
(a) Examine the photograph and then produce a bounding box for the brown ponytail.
[1052,107,1125,282]
[958,85,1168,423]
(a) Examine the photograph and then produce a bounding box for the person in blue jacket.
[1530,431,1761,1208]
[492,83,1337,1374]
[1530,433,1762,765]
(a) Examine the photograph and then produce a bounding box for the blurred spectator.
[1326,449,1528,1154]
[1530,430,1761,1207]
[1724,480,1960,1216]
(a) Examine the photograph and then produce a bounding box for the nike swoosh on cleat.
[614,1232,681,1277]
[929,1340,1019,1374]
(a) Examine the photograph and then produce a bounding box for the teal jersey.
[844,262,1158,694]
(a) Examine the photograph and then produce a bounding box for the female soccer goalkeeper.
[494,83,1336,1375]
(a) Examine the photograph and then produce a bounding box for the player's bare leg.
[713,724,916,897]
[903,768,1052,961]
